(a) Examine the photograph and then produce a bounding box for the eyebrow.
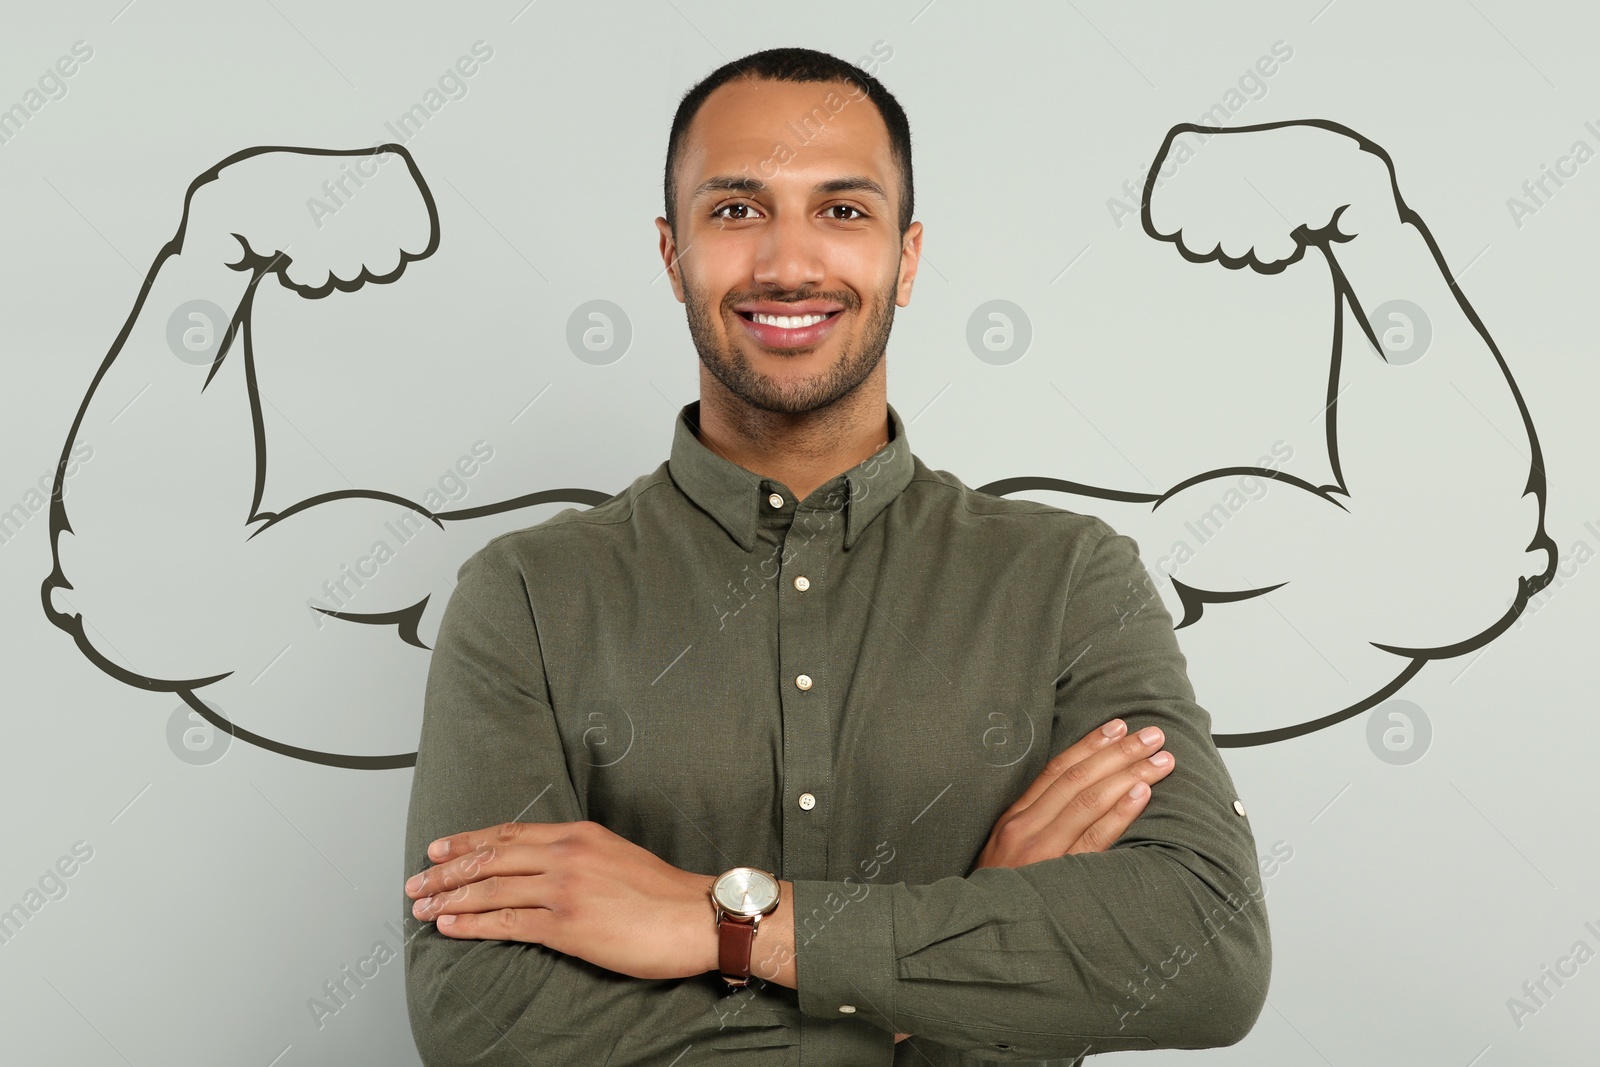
[691,174,890,204]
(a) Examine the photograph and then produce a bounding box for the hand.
[1144,121,1402,272]
[181,144,438,294]
[972,718,1175,870]
[403,819,716,981]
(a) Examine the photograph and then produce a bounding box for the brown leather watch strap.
[717,912,759,986]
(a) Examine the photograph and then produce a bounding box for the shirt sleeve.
[408,537,772,1064]
[790,520,1273,1061]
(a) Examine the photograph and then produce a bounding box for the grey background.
[2,1,1596,1064]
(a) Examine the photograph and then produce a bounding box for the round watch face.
[713,867,779,915]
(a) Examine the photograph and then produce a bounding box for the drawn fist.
[1143,121,1403,273]
[179,144,438,295]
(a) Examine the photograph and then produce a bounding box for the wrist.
[702,870,795,988]
[695,873,720,975]
[749,880,797,989]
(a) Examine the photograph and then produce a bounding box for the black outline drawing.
[978,119,1554,746]
[42,120,1555,767]
[42,144,607,770]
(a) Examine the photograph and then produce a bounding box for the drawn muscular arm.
[1140,120,1553,650]
[1302,133,1554,640]
[988,121,1555,742]
[42,145,450,688]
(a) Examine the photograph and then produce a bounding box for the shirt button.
[793,575,810,591]
[795,674,813,691]
[1233,799,1247,817]
[838,1004,856,1014]
[767,492,784,508]
[798,792,816,810]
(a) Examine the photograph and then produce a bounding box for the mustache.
[722,291,860,313]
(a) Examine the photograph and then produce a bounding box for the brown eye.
[827,205,866,220]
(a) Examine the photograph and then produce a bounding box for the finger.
[1064,769,1163,857]
[413,867,538,923]
[432,903,554,944]
[406,842,546,899]
[424,819,588,866]
[1036,751,1177,860]
[1017,724,1168,825]
[1062,782,1153,857]
[1005,718,1130,814]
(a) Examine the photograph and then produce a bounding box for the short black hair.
[664,46,913,238]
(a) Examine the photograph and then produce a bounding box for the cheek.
[679,256,740,315]
[676,269,711,314]
[861,245,906,298]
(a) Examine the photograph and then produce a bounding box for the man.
[402,46,1270,1065]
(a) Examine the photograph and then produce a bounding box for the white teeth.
[750,312,828,328]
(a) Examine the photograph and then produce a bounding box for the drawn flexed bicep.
[991,120,1553,745]
[45,147,445,693]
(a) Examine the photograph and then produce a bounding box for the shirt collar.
[669,399,914,552]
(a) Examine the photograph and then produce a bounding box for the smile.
[735,309,843,350]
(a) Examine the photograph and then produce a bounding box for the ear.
[895,220,922,308]
[655,217,686,303]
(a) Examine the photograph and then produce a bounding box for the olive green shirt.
[403,400,1271,1066]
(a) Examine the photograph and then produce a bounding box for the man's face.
[656,77,921,416]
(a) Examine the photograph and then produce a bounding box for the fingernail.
[1138,726,1162,744]
[1102,720,1126,739]
[428,840,447,859]
[1128,782,1150,800]
[1149,752,1172,767]
[437,914,455,927]
[405,874,422,894]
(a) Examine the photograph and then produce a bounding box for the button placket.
[777,491,841,882]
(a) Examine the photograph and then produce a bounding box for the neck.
[694,366,892,504]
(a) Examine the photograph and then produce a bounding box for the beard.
[683,270,898,416]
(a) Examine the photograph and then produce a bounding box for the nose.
[751,208,825,293]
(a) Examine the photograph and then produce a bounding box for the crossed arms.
[401,527,1270,1063]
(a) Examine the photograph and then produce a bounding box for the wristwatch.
[709,866,781,988]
